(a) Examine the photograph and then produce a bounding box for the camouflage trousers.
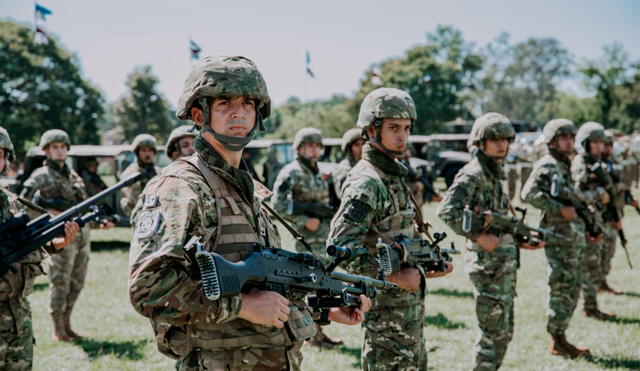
[176,342,304,371]
[601,224,617,279]
[466,245,518,371]
[581,236,604,311]
[48,226,90,316]
[0,298,33,370]
[361,288,427,371]
[544,244,583,335]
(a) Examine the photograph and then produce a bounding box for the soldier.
[0,127,79,370]
[120,134,161,216]
[79,156,107,197]
[572,122,616,320]
[271,127,343,347]
[20,129,97,342]
[128,55,369,370]
[166,125,197,161]
[438,113,542,370]
[328,87,452,370]
[521,119,590,358]
[332,128,365,199]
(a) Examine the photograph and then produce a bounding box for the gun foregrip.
[195,250,221,301]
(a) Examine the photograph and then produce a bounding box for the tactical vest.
[153,156,316,360]
[291,161,330,206]
[38,165,85,201]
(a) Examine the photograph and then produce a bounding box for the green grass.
[30,193,640,370]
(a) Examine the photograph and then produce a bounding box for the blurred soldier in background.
[120,134,160,216]
[332,128,365,199]
[166,125,196,161]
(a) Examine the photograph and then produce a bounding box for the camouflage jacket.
[120,160,161,216]
[332,156,357,199]
[521,148,585,245]
[571,153,608,209]
[438,150,511,244]
[80,169,107,197]
[22,159,87,209]
[602,153,627,213]
[128,136,315,357]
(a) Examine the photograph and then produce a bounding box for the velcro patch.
[135,209,162,239]
[345,200,371,223]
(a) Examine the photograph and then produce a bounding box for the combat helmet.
[176,56,270,151]
[341,128,365,153]
[293,127,323,149]
[356,88,416,130]
[603,129,614,145]
[543,119,577,144]
[132,134,157,154]
[0,127,15,161]
[166,125,197,158]
[467,113,515,151]
[575,122,605,152]
[40,129,70,150]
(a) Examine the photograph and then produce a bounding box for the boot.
[549,333,590,358]
[583,308,616,320]
[599,280,622,295]
[63,313,85,339]
[308,324,344,348]
[51,315,72,342]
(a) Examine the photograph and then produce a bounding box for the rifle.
[288,199,337,220]
[32,195,76,212]
[0,172,144,275]
[186,236,397,323]
[550,174,603,237]
[462,205,564,246]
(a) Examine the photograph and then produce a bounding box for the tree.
[113,65,174,143]
[352,25,483,134]
[0,21,104,157]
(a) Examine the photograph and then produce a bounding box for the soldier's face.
[298,142,323,161]
[483,138,510,158]
[177,137,195,157]
[588,140,604,156]
[210,96,256,137]
[45,141,68,161]
[137,146,156,164]
[378,118,412,157]
[350,139,365,161]
[0,148,5,173]
[554,134,574,154]
[604,143,613,155]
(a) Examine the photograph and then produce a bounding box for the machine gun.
[288,199,337,220]
[187,236,396,323]
[0,172,144,275]
[550,174,603,237]
[462,205,564,246]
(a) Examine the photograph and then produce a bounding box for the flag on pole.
[190,39,202,60]
[305,51,315,78]
[35,3,53,21]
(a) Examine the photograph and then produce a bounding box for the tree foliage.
[0,21,104,157]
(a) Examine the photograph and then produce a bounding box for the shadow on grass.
[424,313,467,329]
[602,316,640,325]
[621,291,640,298]
[33,282,48,291]
[337,345,361,368]
[74,338,149,360]
[429,288,474,299]
[587,355,640,369]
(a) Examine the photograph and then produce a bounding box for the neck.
[370,141,399,160]
[203,132,242,168]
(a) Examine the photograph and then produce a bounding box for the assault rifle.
[187,236,397,323]
[0,172,144,276]
[550,174,603,237]
[288,199,337,220]
[327,232,458,277]
[462,205,564,246]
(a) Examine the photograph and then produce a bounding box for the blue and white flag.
[35,3,53,21]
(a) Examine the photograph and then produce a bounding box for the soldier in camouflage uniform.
[438,113,542,370]
[79,156,108,197]
[328,87,452,371]
[128,56,369,370]
[120,133,161,216]
[21,129,100,342]
[0,127,79,370]
[520,119,590,358]
[572,122,617,320]
[166,125,197,161]
[271,127,343,347]
[332,128,365,199]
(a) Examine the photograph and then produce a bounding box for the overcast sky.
[2,0,639,108]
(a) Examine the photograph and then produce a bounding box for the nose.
[230,102,246,119]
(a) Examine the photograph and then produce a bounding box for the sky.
[2,0,639,108]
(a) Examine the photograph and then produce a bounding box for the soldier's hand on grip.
[238,288,291,328]
[387,267,421,293]
[51,221,80,251]
[426,262,453,278]
[328,294,371,325]
[476,233,500,253]
[304,217,321,232]
[560,206,577,221]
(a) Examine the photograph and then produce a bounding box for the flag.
[35,3,53,21]
[305,51,315,78]
[190,39,202,60]
[34,26,50,44]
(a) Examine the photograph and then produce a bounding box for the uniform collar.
[46,158,70,176]
[362,143,408,177]
[476,150,504,180]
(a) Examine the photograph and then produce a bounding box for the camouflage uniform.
[438,113,517,371]
[272,128,333,263]
[601,131,625,281]
[332,128,365,199]
[21,130,90,321]
[328,88,427,371]
[571,122,610,314]
[128,56,316,370]
[521,120,586,338]
[120,133,160,217]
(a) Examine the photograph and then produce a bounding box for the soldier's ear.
[191,107,204,128]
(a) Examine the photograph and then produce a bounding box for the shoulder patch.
[135,208,162,239]
[345,199,371,223]
[144,194,160,208]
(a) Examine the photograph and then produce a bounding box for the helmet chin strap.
[371,121,404,157]
[197,97,264,152]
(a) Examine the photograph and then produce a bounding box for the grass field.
[29,195,640,370]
